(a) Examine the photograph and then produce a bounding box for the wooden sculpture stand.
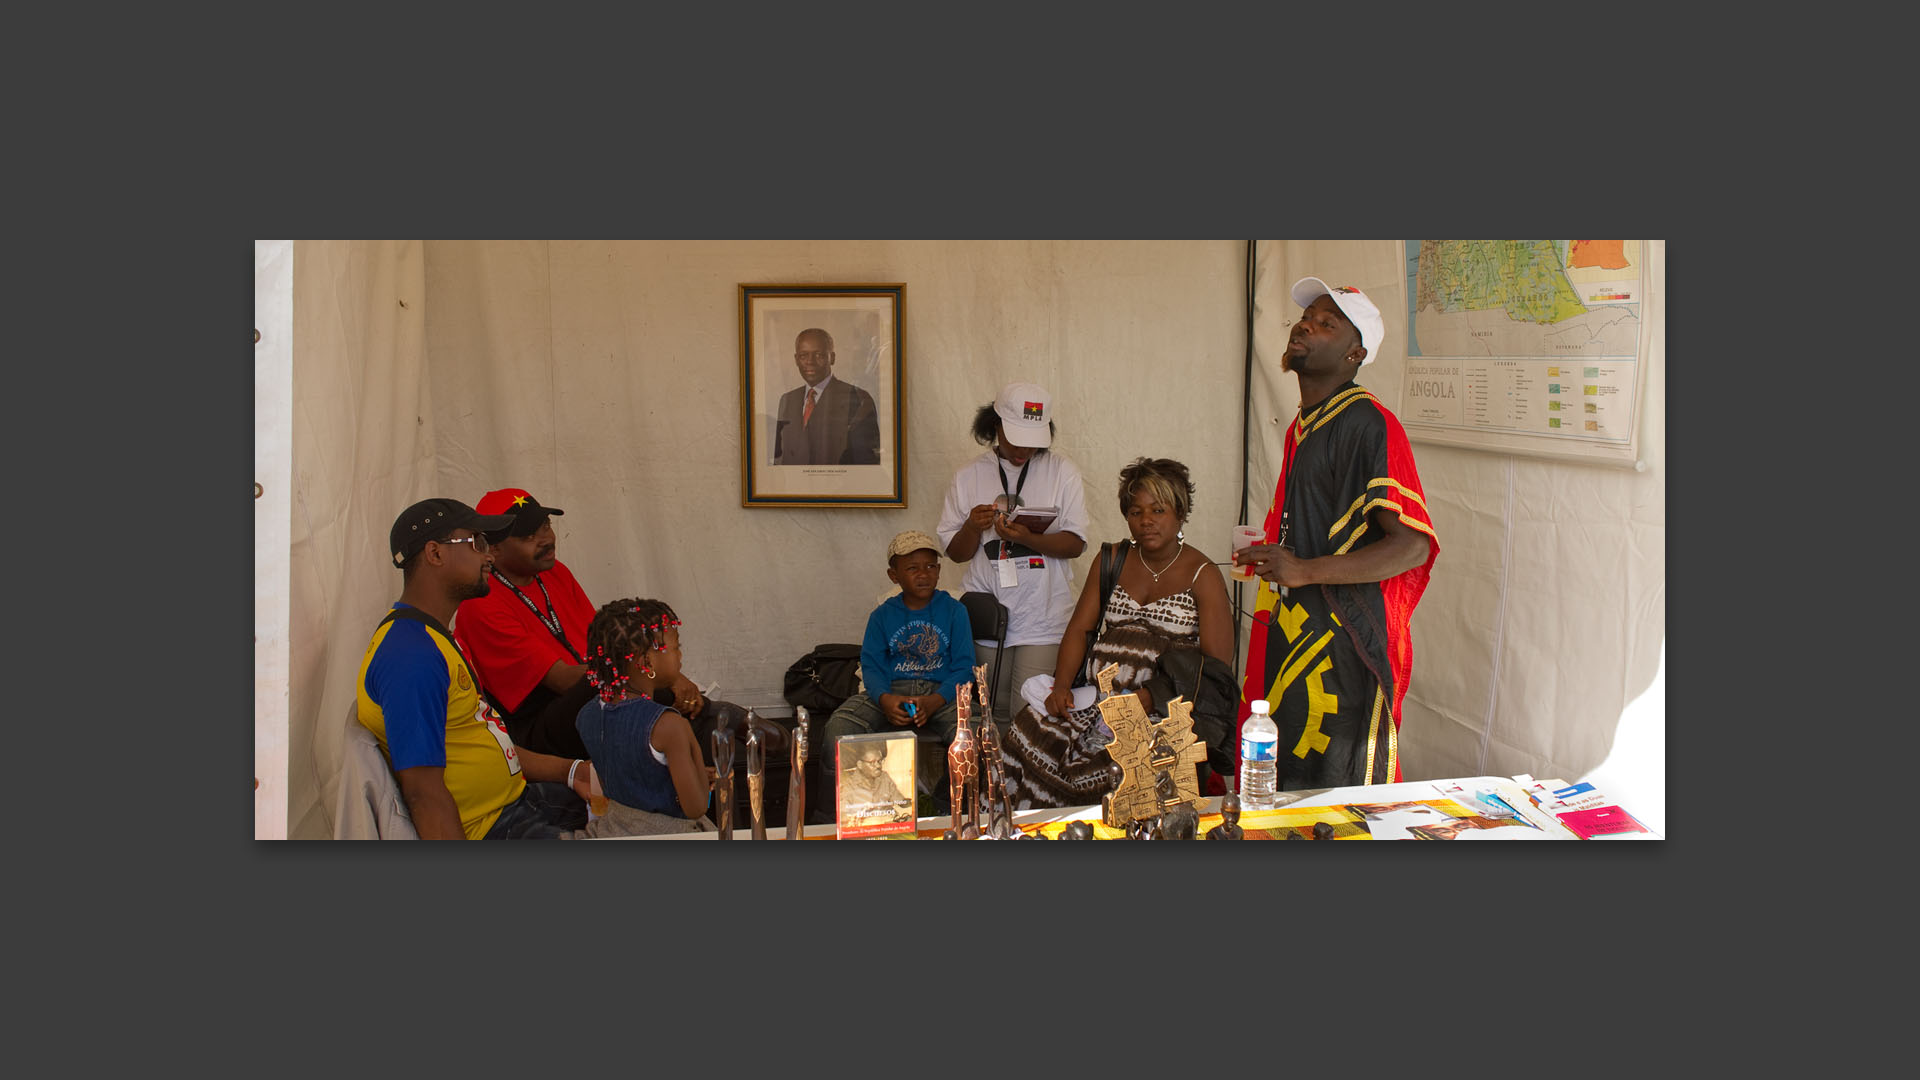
[1093,662,1208,829]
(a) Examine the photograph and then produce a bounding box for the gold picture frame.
[739,283,906,507]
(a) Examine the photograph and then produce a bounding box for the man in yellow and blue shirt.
[358,498,597,839]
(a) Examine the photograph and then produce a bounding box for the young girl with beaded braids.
[572,598,717,825]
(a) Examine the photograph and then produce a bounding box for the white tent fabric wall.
[259,239,1665,839]
[284,240,433,840]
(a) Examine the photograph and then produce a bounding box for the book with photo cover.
[835,730,918,839]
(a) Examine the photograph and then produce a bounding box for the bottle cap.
[1251,699,1271,715]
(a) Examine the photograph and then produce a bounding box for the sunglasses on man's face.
[433,534,491,553]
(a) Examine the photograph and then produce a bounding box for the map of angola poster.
[1401,241,1647,460]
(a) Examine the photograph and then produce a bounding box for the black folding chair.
[958,590,1010,721]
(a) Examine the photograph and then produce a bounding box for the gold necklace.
[1141,539,1185,583]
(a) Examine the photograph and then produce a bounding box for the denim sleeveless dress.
[575,694,686,817]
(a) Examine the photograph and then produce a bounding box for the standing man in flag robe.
[1232,278,1439,790]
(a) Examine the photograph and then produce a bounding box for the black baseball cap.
[390,498,515,567]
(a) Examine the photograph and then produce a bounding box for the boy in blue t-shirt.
[822,530,977,808]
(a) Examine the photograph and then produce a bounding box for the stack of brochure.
[1511,774,1656,839]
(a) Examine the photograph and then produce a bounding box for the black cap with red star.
[475,488,566,539]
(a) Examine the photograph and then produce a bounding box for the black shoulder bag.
[1071,540,1131,688]
[782,643,864,716]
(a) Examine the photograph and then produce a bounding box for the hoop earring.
[640,663,656,679]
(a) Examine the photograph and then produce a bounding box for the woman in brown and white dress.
[1000,457,1234,809]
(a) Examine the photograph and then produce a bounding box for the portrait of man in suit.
[773,328,881,466]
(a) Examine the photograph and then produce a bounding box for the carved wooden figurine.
[957,683,981,834]
[970,661,1012,837]
[973,705,1014,839]
[786,706,809,839]
[946,688,976,841]
[1205,791,1244,840]
[746,723,767,841]
[1161,804,1199,840]
[712,728,734,840]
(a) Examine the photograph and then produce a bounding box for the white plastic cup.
[1229,526,1263,581]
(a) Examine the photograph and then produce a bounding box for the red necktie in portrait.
[803,388,817,426]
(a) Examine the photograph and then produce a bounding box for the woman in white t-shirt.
[937,382,1090,725]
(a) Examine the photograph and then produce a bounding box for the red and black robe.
[1237,382,1439,789]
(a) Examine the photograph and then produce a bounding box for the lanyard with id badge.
[993,459,1039,588]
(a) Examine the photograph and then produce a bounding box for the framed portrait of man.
[834,730,917,839]
[739,283,906,507]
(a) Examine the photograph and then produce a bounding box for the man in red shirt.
[454,487,730,760]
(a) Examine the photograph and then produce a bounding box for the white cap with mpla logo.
[1290,277,1384,365]
[993,382,1053,448]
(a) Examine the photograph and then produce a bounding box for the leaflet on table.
[1432,780,1522,820]
[1343,800,1457,840]
[1434,779,1570,835]
[1512,775,1606,814]
[1509,775,1653,838]
[1336,795,1556,840]
[1556,804,1651,839]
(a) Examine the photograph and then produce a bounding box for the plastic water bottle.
[1239,700,1279,809]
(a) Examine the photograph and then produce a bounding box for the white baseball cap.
[1290,276,1384,365]
[993,382,1053,448]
